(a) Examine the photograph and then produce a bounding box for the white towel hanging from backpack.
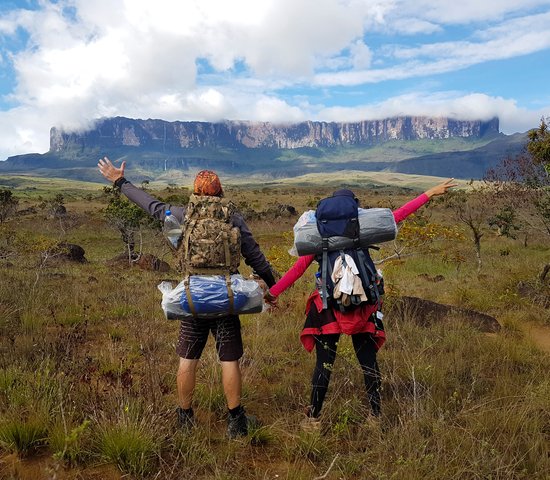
[331,254,367,302]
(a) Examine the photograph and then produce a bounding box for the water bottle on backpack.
[163,210,183,249]
[315,271,323,292]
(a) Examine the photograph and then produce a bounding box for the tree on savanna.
[102,186,160,261]
[485,118,550,240]
[527,117,550,170]
[443,187,493,272]
[40,193,66,218]
[488,205,521,239]
[0,188,18,223]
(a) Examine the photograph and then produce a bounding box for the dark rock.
[263,204,298,219]
[134,253,171,272]
[276,204,297,217]
[107,252,171,272]
[389,296,501,333]
[17,207,38,215]
[47,205,67,219]
[45,242,86,263]
[417,273,445,282]
[107,252,136,266]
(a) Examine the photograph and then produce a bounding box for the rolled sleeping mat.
[293,208,397,256]
[158,275,264,320]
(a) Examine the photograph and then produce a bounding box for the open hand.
[98,156,126,183]
[425,178,457,198]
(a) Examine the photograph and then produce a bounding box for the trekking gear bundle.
[158,275,263,320]
[292,190,397,312]
[158,194,263,319]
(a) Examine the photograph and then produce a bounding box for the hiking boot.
[176,407,195,431]
[227,409,259,439]
[300,415,321,433]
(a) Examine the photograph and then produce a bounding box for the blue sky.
[0,0,550,160]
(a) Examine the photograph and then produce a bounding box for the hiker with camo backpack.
[264,179,456,430]
[98,157,278,438]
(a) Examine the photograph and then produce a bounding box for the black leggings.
[310,333,381,418]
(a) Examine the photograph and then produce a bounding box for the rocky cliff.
[50,116,499,152]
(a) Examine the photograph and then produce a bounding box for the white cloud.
[316,92,549,134]
[391,18,441,35]
[389,0,550,25]
[350,40,373,70]
[314,11,550,86]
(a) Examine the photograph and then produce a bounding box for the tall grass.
[0,417,48,456]
[0,186,549,478]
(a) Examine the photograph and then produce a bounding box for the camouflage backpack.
[178,194,241,276]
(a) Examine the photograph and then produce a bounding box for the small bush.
[50,419,90,466]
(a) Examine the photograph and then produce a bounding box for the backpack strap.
[183,276,197,318]
[181,218,197,269]
[222,232,231,267]
[356,245,381,309]
[321,238,329,309]
[224,274,235,315]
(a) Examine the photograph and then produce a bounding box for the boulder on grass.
[44,242,87,263]
[389,296,501,333]
[107,252,171,272]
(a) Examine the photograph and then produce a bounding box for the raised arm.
[393,178,457,223]
[97,156,185,222]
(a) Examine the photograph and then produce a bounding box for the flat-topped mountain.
[50,116,500,152]
[1,115,526,182]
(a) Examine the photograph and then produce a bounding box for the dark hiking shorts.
[176,315,243,361]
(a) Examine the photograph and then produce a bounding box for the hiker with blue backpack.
[264,179,456,429]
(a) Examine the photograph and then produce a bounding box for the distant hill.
[0,116,527,182]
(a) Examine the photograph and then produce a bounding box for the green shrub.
[50,419,90,466]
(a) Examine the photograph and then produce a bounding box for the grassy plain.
[0,175,548,479]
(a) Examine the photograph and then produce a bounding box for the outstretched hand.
[425,178,457,198]
[263,290,278,309]
[98,156,126,183]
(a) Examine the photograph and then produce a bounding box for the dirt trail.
[521,321,550,353]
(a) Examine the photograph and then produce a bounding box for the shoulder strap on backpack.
[320,239,329,309]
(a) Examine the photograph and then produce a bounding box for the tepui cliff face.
[50,116,500,152]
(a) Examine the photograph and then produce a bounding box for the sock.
[177,407,193,417]
[228,405,245,417]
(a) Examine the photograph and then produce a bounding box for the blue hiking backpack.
[315,189,383,312]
